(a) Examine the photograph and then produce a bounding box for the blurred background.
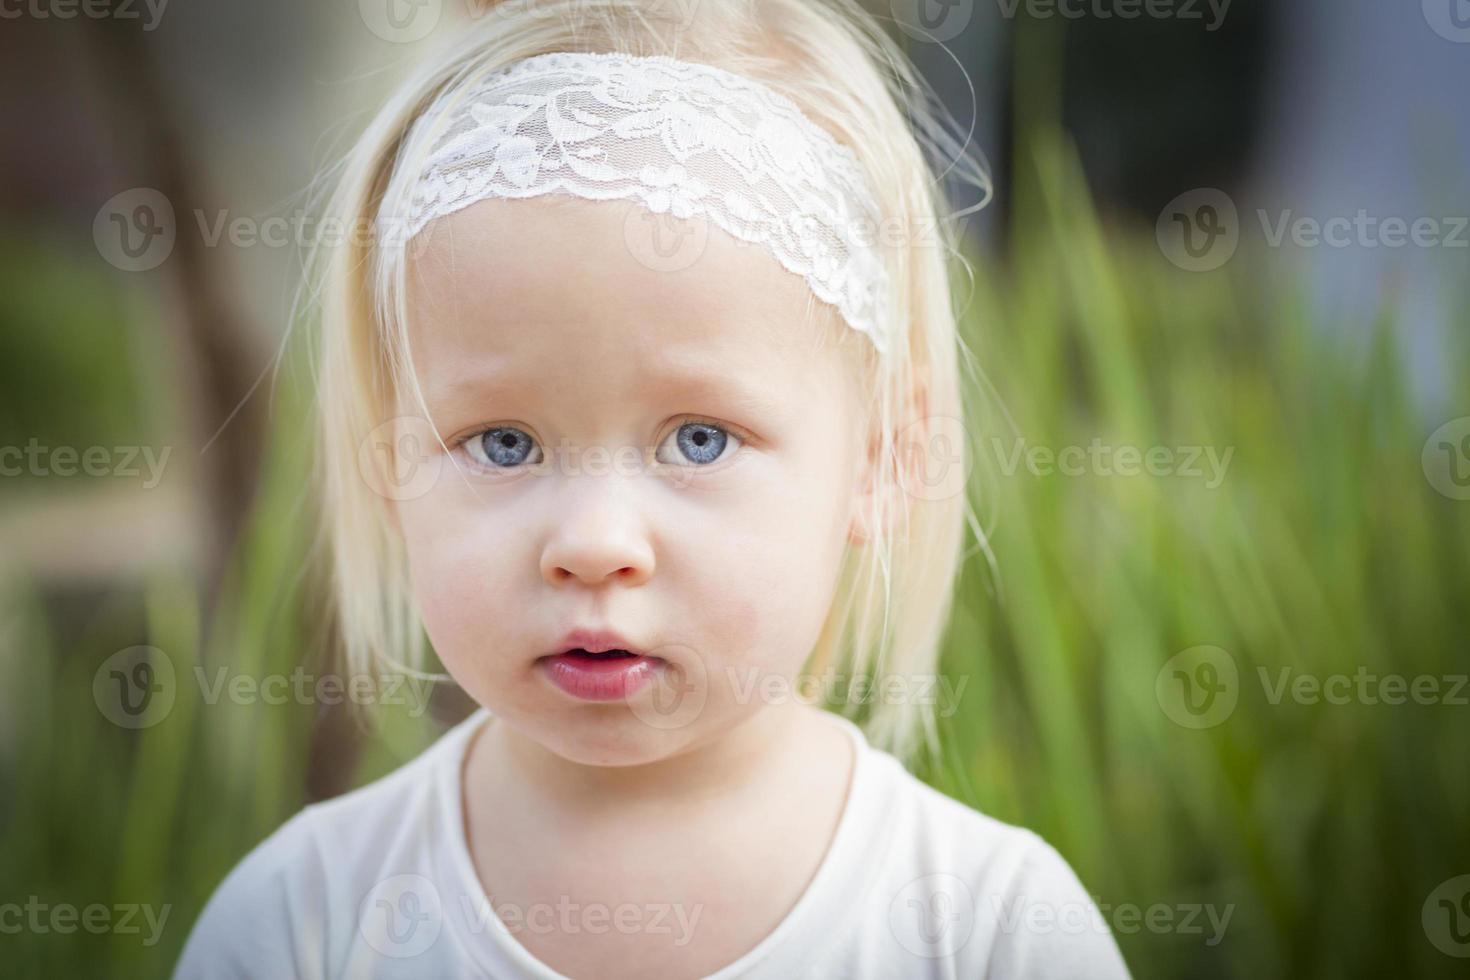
[2,0,1468,976]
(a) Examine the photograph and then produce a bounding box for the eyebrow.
[426,355,786,419]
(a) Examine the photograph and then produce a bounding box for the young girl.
[175,1,1130,976]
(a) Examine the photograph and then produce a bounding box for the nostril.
[545,560,649,585]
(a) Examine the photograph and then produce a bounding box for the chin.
[532,711,699,767]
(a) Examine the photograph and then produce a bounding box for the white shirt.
[174,709,1131,979]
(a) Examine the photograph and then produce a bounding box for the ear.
[846,376,931,547]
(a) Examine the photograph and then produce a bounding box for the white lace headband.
[380,50,893,355]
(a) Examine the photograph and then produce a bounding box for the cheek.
[681,459,853,675]
[396,498,520,664]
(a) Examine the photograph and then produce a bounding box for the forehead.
[401,196,854,376]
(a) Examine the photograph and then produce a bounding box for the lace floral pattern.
[388,50,892,353]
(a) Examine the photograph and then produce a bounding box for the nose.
[539,471,656,588]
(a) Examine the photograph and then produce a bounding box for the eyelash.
[452,417,748,472]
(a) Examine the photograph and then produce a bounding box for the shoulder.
[171,807,330,979]
[172,716,478,979]
[859,748,1132,979]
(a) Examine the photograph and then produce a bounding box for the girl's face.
[396,196,873,766]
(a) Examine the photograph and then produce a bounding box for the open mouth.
[562,648,639,660]
[539,648,662,701]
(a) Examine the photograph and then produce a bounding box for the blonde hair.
[310,0,991,764]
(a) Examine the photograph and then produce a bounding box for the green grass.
[927,132,1470,977]
[2,133,1467,978]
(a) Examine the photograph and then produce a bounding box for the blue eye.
[658,421,738,466]
[466,427,539,468]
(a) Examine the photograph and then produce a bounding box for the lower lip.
[539,652,662,702]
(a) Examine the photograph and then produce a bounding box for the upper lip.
[552,628,646,657]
